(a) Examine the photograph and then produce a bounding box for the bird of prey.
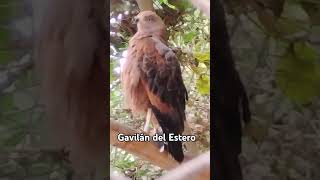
[121,11,188,162]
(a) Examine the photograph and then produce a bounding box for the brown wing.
[137,36,188,162]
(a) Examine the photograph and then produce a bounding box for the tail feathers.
[166,139,184,162]
[153,132,184,162]
[150,105,185,162]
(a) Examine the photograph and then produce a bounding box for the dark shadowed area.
[220,0,320,179]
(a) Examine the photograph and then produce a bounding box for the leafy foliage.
[228,0,320,103]
[168,9,210,95]
[276,42,320,104]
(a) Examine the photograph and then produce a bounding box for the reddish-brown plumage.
[142,79,172,113]
[121,11,187,162]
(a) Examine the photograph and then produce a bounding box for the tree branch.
[135,0,154,11]
[110,120,179,170]
[110,120,210,179]
[159,151,210,180]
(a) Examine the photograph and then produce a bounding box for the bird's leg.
[143,108,152,133]
[150,114,162,135]
[144,109,166,152]
[144,109,165,152]
[150,114,166,152]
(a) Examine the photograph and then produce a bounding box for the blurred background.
[223,0,320,179]
[0,0,73,179]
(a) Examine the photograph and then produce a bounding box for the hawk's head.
[134,11,165,34]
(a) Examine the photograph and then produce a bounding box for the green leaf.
[190,62,207,75]
[168,0,192,11]
[183,31,196,43]
[0,94,16,113]
[194,51,210,62]
[194,9,200,17]
[282,2,309,22]
[0,2,16,23]
[293,42,318,60]
[274,2,310,36]
[159,0,176,9]
[0,50,14,65]
[276,44,320,104]
[275,18,306,37]
[196,75,210,95]
[0,28,10,48]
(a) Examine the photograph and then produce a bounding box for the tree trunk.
[34,0,108,179]
[136,0,154,11]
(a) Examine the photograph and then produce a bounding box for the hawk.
[121,11,188,162]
